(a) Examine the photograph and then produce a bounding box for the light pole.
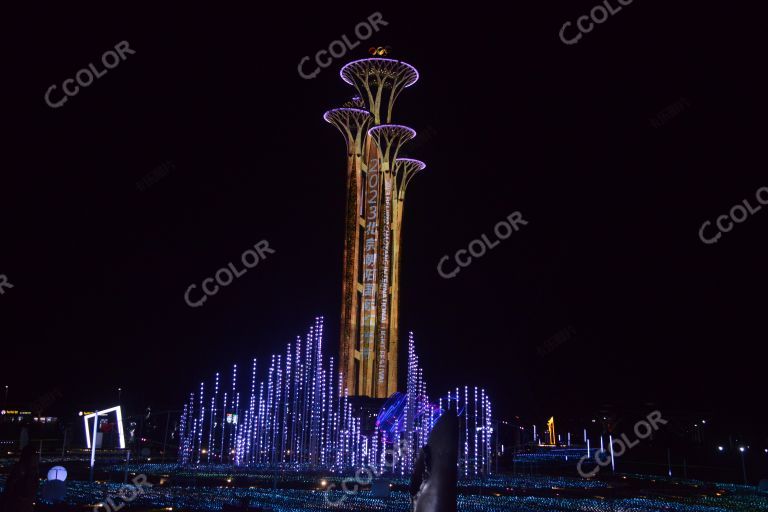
[667,447,672,477]
[3,385,8,405]
[739,446,747,485]
[90,410,99,483]
[495,420,500,474]
[118,387,122,404]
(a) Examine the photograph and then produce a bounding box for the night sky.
[2,3,766,431]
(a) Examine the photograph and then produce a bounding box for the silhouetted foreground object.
[40,479,66,503]
[409,409,458,512]
[0,445,40,512]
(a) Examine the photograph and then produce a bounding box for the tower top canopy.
[368,124,417,140]
[324,108,373,153]
[368,124,417,170]
[394,158,427,192]
[394,158,427,173]
[340,58,419,89]
[323,107,372,124]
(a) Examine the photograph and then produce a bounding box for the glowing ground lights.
[178,318,494,476]
[25,472,768,512]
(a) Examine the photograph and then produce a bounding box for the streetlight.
[738,446,747,485]
[118,387,122,403]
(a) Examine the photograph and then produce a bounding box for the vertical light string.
[177,319,494,476]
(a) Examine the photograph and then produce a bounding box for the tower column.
[368,125,416,398]
[340,151,363,393]
[388,157,427,396]
[323,106,373,395]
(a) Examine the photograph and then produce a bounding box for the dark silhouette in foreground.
[0,445,40,512]
[409,409,458,512]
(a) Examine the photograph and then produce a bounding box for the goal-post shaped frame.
[83,406,126,449]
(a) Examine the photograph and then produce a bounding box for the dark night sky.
[2,3,766,429]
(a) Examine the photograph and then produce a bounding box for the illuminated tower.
[324,55,425,398]
[547,416,556,446]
